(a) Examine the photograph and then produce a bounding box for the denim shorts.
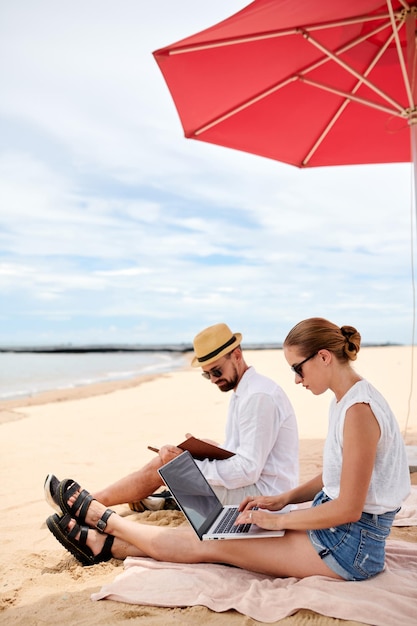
[308,491,399,581]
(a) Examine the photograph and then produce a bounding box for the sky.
[1,1,416,347]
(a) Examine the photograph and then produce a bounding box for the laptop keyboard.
[213,507,251,534]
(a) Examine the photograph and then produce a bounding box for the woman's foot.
[46,513,114,566]
[47,513,145,564]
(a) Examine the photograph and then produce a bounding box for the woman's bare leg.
[76,495,342,579]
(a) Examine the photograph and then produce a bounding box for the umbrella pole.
[412,117,417,224]
[402,7,417,463]
[410,115,417,352]
[405,117,417,465]
[411,119,417,293]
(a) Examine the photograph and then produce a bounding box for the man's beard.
[215,366,239,392]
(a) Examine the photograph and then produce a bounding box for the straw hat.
[191,323,242,367]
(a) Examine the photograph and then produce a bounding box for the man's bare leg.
[92,456,165,507]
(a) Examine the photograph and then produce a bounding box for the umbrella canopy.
[153,0,417,168]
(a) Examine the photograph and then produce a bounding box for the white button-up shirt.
[196,367,299,495]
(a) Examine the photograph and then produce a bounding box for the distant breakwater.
[0,342,399,354]
[0,343,282,354]
[0,345,195,354]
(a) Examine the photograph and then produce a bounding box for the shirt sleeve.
[195,392,281,489]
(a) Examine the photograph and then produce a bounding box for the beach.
[1,346,416,625]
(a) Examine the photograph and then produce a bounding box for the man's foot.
[129,490,179,512]
[44,474,179,516]
[57,478,115,533]
[44,473,63,514]
[46,513,114,566]
[129,499,162,512]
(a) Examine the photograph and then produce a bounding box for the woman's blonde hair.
[284,317,361,362]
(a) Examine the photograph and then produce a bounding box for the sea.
[0,349,190,402]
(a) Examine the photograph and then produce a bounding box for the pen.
[147,446,160,453]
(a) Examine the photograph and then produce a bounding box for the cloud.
[0,1,415,346]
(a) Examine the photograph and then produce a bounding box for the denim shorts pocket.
[353,528,386,579]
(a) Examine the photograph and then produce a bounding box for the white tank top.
[322,379,410,514]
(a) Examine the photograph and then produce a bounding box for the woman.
[47,318,411,581]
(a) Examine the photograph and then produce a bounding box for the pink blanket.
[92,488,417,623]
[92,540,417,624]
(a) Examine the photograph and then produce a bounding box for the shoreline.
[0,374,159,425]
[0,354,195,425]
[2,346,417,440]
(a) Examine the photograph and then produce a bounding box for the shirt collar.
[234,365,254,396]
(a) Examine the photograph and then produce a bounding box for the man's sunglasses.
[291,352,317,378]
[201,350,236,380]
[201,366,223,380]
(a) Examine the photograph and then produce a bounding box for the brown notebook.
[176,436,235,461]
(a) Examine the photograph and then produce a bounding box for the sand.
[1,346,416,625]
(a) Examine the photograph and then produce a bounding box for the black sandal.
[57,478,115,533]
[46,513,114,566]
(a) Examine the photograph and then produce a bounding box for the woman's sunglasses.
[291,352,317,377]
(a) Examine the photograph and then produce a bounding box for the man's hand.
[158,444,184,464]
[185,432,220,446]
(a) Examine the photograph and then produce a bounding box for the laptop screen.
[158,451,224,538]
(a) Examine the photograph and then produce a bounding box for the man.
[45,323,299,510]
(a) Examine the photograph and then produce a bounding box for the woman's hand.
[234,494,290,529]
[238,494,289,513]
[235,505,287,531]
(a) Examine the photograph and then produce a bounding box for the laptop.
[158,450,285,541]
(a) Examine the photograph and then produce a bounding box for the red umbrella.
[153,0,417,170]
[153,1,417,445]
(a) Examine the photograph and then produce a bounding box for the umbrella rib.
[387,0,416,109]
[299,20,394,76]
[302,25,400,164]
[194,74,400,140]
[189,5,412,157]
[302,8,415,166]
[300,77,403,117]
[192,20,401,138]
[302,30,405,113]
[397,0,413,9]
[301,100,350,167]
[166,12,398,55]
[193,77,297,136]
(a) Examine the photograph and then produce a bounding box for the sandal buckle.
[96,508,114,534]
[96,518,107,533]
